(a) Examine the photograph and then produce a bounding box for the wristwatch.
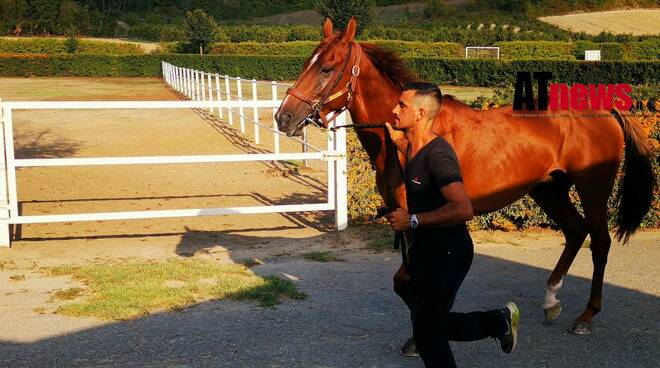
[409,214,419,229]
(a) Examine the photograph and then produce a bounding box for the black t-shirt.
[404,136,470,247]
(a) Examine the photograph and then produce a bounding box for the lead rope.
[372,138,409,272]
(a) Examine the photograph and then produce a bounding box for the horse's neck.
[349,66,401,126]
[432,97,478,139]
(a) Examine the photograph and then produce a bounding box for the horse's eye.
[320,68,333,76]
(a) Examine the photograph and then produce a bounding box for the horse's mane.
[303,36,418,90]
[360,42,419,89]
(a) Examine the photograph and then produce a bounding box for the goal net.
[465,47,500,59]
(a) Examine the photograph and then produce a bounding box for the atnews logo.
[513,72,632,111]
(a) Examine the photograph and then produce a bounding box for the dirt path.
[1,229,658,367]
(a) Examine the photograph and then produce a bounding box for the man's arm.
[385,182,473,231]
[417,181,474,227]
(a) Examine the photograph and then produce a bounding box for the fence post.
[326,113,335,214]
[186,69,192,98]
[177,67,182,93]
[196,70,202,101]
[271,81,279,154]
[302,128,309,167]
[237,77,245,133]
[207,73,213,113]
[334,113,348,231]
[170,64,175,90]
[2,106,17,238]
[0,104,10,247]
[183,68,187,97]
[200,72,206,103]
[191,69,196,100]
[225,75,233,125]
[252,79,259,145]
[172,65,178,91]
[194,70,200,101]
[215,74,223,119]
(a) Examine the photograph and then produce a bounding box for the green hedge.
[496,40,659,61]
[208,40,463,58]
[0,38,144,55]
[495,41,576,60]
[210,41,317,56]
[408,58,659,86]
[0,54,303,79]
[1,54,658,87]
[623,38,660,61]
[370,41,463,58]
[202,40,655,61]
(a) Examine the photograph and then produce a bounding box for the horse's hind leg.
[529,180,589,322]
[570,166,618,335]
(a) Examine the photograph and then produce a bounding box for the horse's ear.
[342,17,357,42]
[323,18,333,38]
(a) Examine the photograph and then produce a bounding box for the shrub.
[64,35,79,54]
[347,130,383,222]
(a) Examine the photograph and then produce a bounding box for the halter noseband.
[285,42,362,130]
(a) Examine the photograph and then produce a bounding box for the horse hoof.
[399,337,419,357]
[570,319,592,335]
[543,302,562,322]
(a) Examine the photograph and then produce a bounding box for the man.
[384,82,520,367]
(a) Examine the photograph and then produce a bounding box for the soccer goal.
[465,46,500,59]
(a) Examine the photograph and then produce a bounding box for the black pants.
[408,236,508,368]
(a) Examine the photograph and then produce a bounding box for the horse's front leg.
[378,171,418,356]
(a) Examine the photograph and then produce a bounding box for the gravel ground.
[1,232,658,368]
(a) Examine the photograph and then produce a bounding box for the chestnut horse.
[275,18,656,340]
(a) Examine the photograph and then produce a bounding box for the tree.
[424,0,453,19]
[316,0,374,34]
[183,9,217,54]
[64,26,79,53]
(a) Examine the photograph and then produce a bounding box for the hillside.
[539,9,660,35]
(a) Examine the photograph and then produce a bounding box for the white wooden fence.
[0,63,348,247]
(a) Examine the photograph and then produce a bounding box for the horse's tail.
[610,108,657,243]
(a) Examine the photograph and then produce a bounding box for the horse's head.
[275,17,361,136]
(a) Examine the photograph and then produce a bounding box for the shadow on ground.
[0,228,658,368]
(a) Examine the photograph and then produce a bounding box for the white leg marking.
[543,278,563,309]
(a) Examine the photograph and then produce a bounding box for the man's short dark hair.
[403,82,442,104]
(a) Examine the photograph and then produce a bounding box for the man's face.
[392,90,418,130]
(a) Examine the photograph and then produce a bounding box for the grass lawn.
[43,258,306,320]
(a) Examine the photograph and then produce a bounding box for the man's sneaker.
[498,302,520,353]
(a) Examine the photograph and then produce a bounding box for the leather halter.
[285,42,362,130]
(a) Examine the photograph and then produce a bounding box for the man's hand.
[385,208,410,232]
[385,122,408,154]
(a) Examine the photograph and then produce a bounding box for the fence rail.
[0,63,348,247]
[162,62,306,153]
